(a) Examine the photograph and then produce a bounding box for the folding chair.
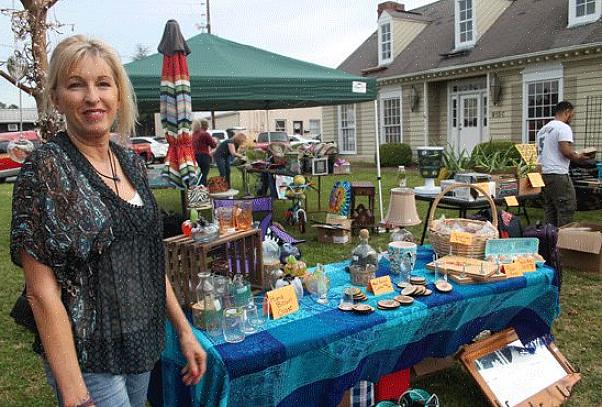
[212,197,305,244]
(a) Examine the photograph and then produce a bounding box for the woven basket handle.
[427,183,498,228]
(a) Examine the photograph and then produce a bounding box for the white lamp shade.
[381,188,421,228]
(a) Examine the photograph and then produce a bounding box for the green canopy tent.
[125,32,383,218]
[125,32,376,111]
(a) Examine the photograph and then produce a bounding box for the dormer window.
[379,21,393,65]
[455,0,476,50]
[569,0,602,27]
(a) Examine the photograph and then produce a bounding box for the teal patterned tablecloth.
[150,247,560,407]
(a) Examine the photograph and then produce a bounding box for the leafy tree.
[0,0,63,139]
[133,43,150,61]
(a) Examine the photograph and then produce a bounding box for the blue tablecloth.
[149,247,560,407]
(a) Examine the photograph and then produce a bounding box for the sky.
[0,0,436,108]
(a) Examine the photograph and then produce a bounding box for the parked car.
[0,130,42,182]
[255,131,291,151]
[289,134,321,148]
[209,130,228,143]
[130,136,168,160]
[127,141,154,164]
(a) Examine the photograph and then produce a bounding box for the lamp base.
[414,178,441,195]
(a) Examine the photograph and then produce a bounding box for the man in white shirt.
[536,101,587,226]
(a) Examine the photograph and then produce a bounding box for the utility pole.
[206,0,211,34]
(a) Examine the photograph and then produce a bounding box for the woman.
[191,119,217,186]
[10,35,206,407]
[212,132,246,187]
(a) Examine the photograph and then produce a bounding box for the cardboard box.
[313,216,353,244]
[557,222,602,273]
[411,356,455,378]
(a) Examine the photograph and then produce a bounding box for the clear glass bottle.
[397,165,407,188]
[231,273,252,308]
[350,229,379,268]
[311,263,330,304]
[192,272,222,336]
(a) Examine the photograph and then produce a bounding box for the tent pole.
[211,111,216,129]
[374,100,384,223]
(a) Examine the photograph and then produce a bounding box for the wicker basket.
[428,183,499,259]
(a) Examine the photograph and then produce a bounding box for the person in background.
[191,119,217,186]
[537,100,589,226]
[10,35,206,407]
[212,132,246,187]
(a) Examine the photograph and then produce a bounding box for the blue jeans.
[43,362,150,407]
[215,156,231,186]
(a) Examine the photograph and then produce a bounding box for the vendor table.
[148,246,560,407]
[415,192,538,245]
[241,166,345,212]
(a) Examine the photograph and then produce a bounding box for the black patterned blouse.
[10,132,165,374]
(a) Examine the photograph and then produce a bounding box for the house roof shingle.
[339,0,602,79]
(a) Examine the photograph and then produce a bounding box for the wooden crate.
[164,229,263,308]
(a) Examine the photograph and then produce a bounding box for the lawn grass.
[1,166,601,406]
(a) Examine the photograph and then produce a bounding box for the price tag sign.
[515,144,538,165]
[266,285,299,320]
[527,173,545,188]
[504,196,519,207]
[368,275,394,296]
[516,258,537,272]
[503,262,525,277]
[473,182,491,197]
[450,231,473,245]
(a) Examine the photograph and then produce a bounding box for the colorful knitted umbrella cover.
[159,19,199,188]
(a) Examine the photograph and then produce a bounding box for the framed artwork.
[459,329,580,407]
[312,157,328,176]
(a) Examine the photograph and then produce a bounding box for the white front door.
[457,94,481,153]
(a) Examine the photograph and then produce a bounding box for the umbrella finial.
[158,19,191,56]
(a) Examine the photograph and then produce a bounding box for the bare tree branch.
[0,70,35,95]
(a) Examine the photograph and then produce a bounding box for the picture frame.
[459,329,580,407]
[311,157,328,176]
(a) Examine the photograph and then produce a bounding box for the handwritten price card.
[515,144,538,165]
[471,182,491,197]
[368,275,394,296]
[516,258,536,272]
[504,196,519,207]
[450,231,473,246]
[266,285,299,320]
[527,173,545,188]
[503,262,525,277]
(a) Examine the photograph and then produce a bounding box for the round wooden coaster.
[397,281,411,289]
[401,285,416,296]
[394,295,414,305]
[435,280,453,293]
[415,286,427,296]
[422,288,433,296]
[352,304,375,313]
[338,303,354,312]
[377,299,401,309]
[353,294,367,302]
[410,276,426,285]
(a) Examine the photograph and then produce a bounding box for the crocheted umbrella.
[158,19,199,188]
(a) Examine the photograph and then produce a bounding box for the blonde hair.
[44,35,138,143]
[233,132,247,147]
[192,119,209,133]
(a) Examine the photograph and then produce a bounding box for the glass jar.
[397,165,407,188]
[231,273,252,308]
[350,229,378,269]
[192,273,222,336]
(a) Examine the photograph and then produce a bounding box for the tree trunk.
[24,1,60,140]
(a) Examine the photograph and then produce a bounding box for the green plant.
[378,143,413,167]
[471,141,520,173]
[471,140,521,161]
[443,144,472,176]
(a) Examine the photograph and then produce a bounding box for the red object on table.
[374,369,410,402]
